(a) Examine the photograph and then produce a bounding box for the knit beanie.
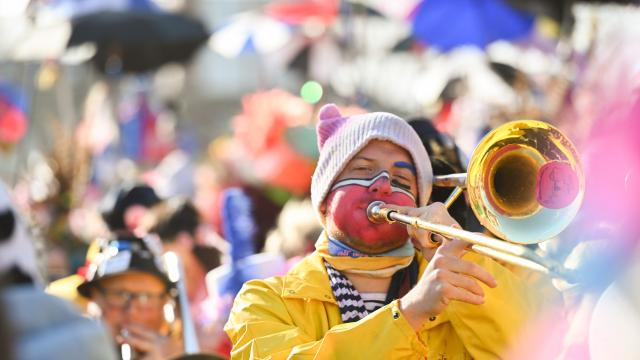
[311,104,432,220]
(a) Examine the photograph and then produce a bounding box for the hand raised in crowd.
[387,203,498,330]
[117,323,182,360]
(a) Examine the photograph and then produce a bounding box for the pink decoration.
[536,161,580,209]
[231,89,315,194]
[232,89,312,156]
[265,0,339,26]
[0,99,28,145]
[254,142,316,196]
[316,103,348,149]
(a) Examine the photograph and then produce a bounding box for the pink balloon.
[0,100,28,144]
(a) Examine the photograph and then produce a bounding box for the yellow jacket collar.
[281,252,337,304]
[280,251,450,330]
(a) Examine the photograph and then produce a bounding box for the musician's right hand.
[390,203,498,331]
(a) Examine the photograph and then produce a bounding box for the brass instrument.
[367,120,584,282]
[164,252,224,360]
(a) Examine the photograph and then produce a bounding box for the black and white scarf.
[324,258,419,323]
[325,261,369,322]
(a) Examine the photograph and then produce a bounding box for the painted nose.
[368,175,392,196]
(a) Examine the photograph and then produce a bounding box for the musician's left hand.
[118,323,182,360]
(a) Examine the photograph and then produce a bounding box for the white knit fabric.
[311,108,432,220]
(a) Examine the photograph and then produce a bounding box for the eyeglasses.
[97,287,168,310]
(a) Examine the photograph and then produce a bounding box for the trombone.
[164,252,225,360]
[367,120,584,282]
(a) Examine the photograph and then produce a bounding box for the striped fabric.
[324,257,419,323]
[324,261,369,323]
[360,292,386,312]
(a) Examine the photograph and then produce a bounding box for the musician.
[77,233,182,360]
[225,104,544,358]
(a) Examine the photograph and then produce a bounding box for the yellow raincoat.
[225,250,545,359]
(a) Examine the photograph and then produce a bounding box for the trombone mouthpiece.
[367,201,391,224]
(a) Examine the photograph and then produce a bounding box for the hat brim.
[77,269,173,299]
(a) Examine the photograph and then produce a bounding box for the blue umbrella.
[410,0,535,52]
[50,0,159,18]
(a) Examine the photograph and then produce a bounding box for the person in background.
[142,198,219,305]
[139,198,226,357]
[263,198,323,267]
[101,183,163,234]
[408,117,483,232]
[47,183,163,310]
[77,233,181,360]
[1,181,115,360]
[225,104,545,358]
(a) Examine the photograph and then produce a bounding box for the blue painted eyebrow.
[394,161,416,175]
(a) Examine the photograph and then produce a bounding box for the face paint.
[331,171,416,202]
[394,161,417,175]
[324,171,417,254]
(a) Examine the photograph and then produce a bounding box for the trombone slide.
[367,201,575,282]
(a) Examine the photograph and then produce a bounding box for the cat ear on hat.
[316,103,348,150]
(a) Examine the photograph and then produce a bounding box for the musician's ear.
[319,201,327,224]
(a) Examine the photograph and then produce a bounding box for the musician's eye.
[392,169,414,186]
[353,166,372,173]
[391,179,412,191]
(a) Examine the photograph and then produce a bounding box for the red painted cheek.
[325,185,415,250]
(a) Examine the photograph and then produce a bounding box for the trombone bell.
[485,145,541,217]
[366,120,584,281]
[464,120,584,244]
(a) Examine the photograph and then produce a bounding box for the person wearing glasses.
[77,233,181,360]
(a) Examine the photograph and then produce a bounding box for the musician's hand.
[118,324,182,360]
[388,203,498,331]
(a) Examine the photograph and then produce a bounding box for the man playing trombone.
[225,104,545,359]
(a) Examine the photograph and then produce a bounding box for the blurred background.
[1,0,640,359]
